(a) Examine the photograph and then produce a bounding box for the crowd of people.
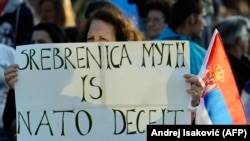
[0,0,250,140]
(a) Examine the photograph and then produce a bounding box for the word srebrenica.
[18,41,188,70]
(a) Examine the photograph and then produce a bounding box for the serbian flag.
[195,29,247,124]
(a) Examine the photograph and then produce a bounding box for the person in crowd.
[221,0,250,18]
[0,44,15,141]
[157,0,207,75]
[78,0,123,42]
[2,22,69,138]
[127,0,150,32]
[37,0,75,27]
[37,0,78,42]
[0,0,34,48]
[143,0,173,40]
[238,15,250,66]
[155,0,207,123]
[31,22,69,43]
[0,0,34,140]
[194,0,220,49]
[214,15,250,94]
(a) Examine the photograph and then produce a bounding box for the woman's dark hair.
[85,0,122,19]
[34,22,69,43]
[79,8,144,42]
[143,0,173,23]
[169,0,205,29]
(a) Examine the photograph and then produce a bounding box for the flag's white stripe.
[196,99,212,124]
[198,29,218,78]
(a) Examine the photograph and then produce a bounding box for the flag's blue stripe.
[204,88,234,124]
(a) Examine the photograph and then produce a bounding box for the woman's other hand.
[4,64,18,89]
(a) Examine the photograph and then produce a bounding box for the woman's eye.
[87,37,94,42]
[100,38,108,41]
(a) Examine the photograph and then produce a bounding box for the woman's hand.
[4,64,19,89]
[184,74,205,107]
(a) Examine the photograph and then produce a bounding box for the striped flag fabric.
[195,29,248,124]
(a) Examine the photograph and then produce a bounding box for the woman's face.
[146,10,166,39]
[39,1,56,24]
[31,30,53,44]
[87,19,116,42]
[240,28,250,57]
[190,8,207,38]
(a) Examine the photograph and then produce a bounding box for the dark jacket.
[0,2,34,48]
[227,53,250,93]
[3,89,15,132]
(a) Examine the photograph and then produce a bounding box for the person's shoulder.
[0,44,15,62]
[189,41,206,58]
[157,25,179,40]
[0,43,14,52]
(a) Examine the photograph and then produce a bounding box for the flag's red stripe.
[208,34,247,124]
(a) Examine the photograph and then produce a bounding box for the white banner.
[15,40,190,140]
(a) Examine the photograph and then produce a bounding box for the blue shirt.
[157,26,206,75]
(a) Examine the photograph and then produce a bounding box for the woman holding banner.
[3,6,205,137]
[80,6,204,120]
